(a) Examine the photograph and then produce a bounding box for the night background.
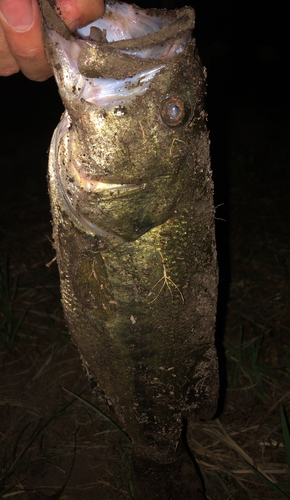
[1,0,289,498]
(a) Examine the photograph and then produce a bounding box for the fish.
[39,0,219,497]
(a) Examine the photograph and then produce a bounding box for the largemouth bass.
[39,0,219,497]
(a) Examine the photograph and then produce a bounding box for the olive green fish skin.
[43,0,219,464]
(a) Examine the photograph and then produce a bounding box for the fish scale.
[39,0,219,497]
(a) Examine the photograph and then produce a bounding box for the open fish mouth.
[41,0,194,110]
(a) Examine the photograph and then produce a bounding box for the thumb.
[55,0,105,32]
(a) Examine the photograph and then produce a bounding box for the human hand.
[0,0,105,81]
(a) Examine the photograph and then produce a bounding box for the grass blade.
[243,460,290,499]
[63,387,131,444]
[281,406,290,476]
[0,388,87,490]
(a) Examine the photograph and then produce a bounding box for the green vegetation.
[0,257,29,349]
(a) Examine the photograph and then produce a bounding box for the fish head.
[40,0,206,241]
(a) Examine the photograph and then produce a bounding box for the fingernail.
[68,19,80,32]
[0,0,34,32]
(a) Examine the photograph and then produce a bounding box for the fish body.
[39,0,219,494]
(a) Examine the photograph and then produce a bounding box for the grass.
[0,394,80,498]
[243,408,290,500]
[62,389,134,499]
[0,257,30,349]
[0,386,134,499]
[224,325,275,399]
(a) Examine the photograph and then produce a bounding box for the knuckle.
[20,62,52,82]
[33,71,53,82]
[14,46,44,64]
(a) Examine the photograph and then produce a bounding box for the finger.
[0,0,52,81]
[0,0,105,81]
[56,0,105,32]
[0,19,20,76]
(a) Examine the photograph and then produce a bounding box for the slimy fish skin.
[39,0,219,496]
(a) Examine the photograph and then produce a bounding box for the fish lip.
[68,152,146,193]
[77,179,146,192]
[92,182,146,192]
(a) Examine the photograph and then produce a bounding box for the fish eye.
[161,96,190,127]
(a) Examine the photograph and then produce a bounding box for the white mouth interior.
[47,1,190,110]
[47,30,164,109]
[77,1,171,42]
